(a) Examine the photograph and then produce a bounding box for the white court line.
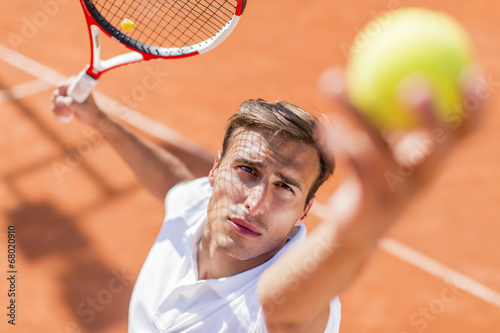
[0,44,66,85]
[380,238,500,308]
[1,43,499,308]
[0,43,214,162]
[0,79,52,104]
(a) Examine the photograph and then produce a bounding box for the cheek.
[264,207,301,234]
[271,192,310,225]
[211,170,246,207]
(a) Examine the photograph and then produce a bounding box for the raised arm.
[51,83,194,201]
[257,67,482,332]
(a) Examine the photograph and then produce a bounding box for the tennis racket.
[59,0,247,122]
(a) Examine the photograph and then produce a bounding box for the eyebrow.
[276,171,303,193]
[235,158,303,193]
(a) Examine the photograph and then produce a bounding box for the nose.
[244,183,267,216]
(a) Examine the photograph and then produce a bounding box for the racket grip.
[56,67,98,123]
[67,67,98,103]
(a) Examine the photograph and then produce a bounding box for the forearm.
[52,86,194,201]
[258,220,370,330]
[258,203,398,330]
[93,114,194,201]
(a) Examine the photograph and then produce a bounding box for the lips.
[229,218,261,238]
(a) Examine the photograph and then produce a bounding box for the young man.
[51,67,480,332]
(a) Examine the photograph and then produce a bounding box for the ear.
[208,151,222,187]
[295,196,315,226]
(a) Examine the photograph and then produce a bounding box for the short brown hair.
[220,99,334,206]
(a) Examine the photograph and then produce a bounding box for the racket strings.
[173,0,232,45]
[89,0,237,50]
[155,0,233,46]
[159,0,225,46]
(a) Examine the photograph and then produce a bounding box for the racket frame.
[63,0,246,117]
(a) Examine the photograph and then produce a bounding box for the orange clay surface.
[1,0,500,332]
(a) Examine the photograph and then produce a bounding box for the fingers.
[316,113,397,195]
[318,67,395,161]
[317,67,395,191]
[317,63,484,196]
[397,74,439,130]
[51,75,102,124]
[55,76,76,98]
[394,64,484,175]
[318,67,348,106]
[456,64,484,135]
[52,93,75,123]
[51,83,75,123]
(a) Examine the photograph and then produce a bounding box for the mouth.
[229,218,261,238]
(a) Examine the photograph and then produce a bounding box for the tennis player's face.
[207,129,319,264]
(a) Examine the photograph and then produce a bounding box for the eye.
[239,165,256,176]
[276,182,293,193]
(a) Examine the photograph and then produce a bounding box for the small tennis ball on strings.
[345,8,476,130]
[121,19,136,33]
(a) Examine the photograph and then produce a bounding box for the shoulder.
[157,177,213,235]
[164,177,212,213]
[165,176,212,200]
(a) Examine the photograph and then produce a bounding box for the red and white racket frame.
[60,0,246,122]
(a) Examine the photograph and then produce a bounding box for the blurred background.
[1,0,499,332]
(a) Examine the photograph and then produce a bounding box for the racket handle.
[67,67,98,103]
[56,67,98,123]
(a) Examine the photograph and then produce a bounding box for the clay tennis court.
[1,0,499,332]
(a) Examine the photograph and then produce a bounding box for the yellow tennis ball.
[345,8,476,130]
[121,19,136,33]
